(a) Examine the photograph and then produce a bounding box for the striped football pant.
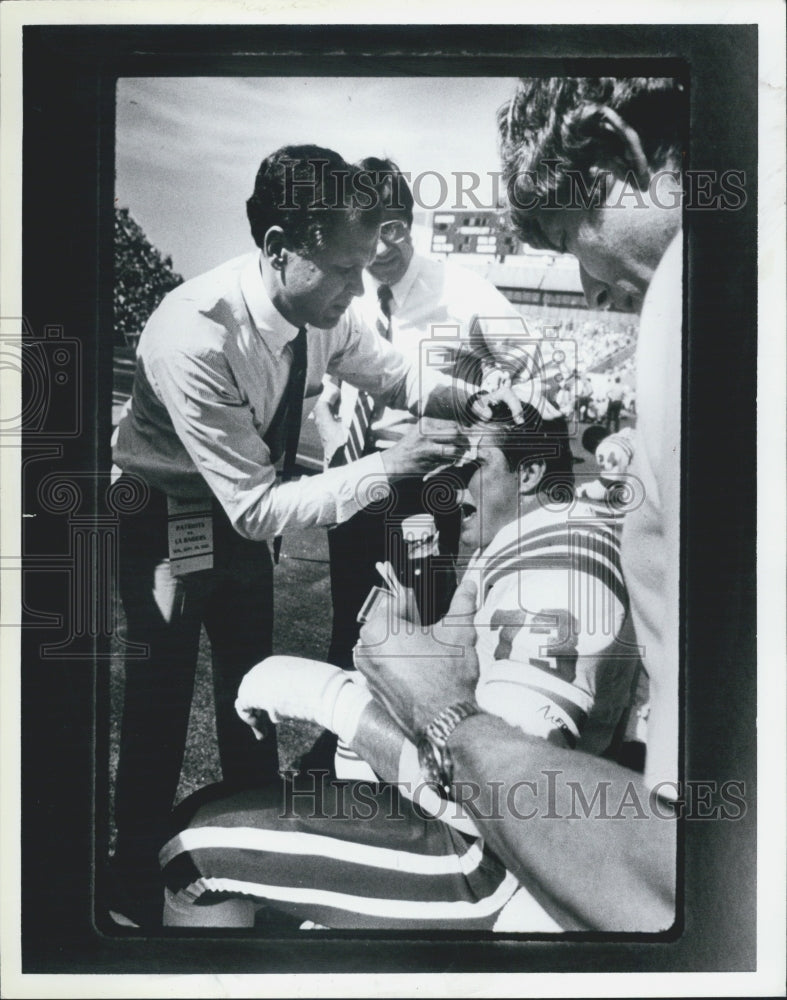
[160,774,521,931]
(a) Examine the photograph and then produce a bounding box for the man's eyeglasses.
[379,220,409,244]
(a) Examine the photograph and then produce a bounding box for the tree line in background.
[114,207,183,347]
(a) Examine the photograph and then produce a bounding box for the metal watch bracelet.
[417,701,480,797]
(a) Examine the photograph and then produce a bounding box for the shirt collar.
[365,252,421,313]
[240,251,303,356]
[390,252,420,307]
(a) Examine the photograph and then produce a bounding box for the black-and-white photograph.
[106,72,672,935]
[2,5,784,998]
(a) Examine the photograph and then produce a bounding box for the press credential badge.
[167,496,214,575]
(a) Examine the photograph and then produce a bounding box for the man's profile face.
[459,439,520,551]
[280,221,379,329]
[539,172,677,315]
[365,213,414,286]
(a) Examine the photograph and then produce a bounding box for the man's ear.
[571,104,651,190]
[263,226,287,269]
[594,105,651,189]
[401,227,415,260]
[519,459,546,496]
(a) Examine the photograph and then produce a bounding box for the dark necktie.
[377,283,393,341]
[281,326,308,477]
[270,326,307,560]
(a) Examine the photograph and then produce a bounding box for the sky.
[115,76,519,279]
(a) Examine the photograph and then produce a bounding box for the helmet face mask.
[596,434,634,476]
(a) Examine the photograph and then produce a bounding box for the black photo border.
[17,21,758,978]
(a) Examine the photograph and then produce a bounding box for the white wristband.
[329,678,374,745]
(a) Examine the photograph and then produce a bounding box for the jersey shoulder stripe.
[482,520,622,574]
[481,539,627,607]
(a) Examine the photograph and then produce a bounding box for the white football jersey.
[468,501,639,756]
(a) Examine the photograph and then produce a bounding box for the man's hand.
[471,382,526,424]
[353,576,480,740]
[473,370,563,424]
[312,383,345,465]
[576,478,608,501]
[380,417,468,477]
[474,368,526,424]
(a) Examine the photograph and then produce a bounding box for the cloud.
[115,75,519,277]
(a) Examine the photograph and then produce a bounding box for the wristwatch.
[417,701,479,798]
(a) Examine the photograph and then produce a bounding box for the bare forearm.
[349,700,408,783]
[448,714,676,932]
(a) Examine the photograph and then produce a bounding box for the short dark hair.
[582,423,610,455]
[485,401,575,502]
[497,77,685,250]
[246,144,383,255]
[356,156,414,227]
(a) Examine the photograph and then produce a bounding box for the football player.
[159,400,640,931]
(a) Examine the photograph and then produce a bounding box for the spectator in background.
[576,373,594,422]
[556,376,575,420]
[606,375,626,432]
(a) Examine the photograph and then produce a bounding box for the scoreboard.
[430,210,522,259]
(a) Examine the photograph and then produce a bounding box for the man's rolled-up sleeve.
[148,345,390,541]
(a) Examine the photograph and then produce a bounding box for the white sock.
[162,887,255,928]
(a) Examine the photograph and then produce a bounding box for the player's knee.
[168,780,230,832]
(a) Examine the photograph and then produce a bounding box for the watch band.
[424,701,479,748]
[418,701,479,797]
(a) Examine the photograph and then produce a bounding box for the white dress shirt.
[113,251,445,541]
[358,253,529,445]
[621,232,682,794]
